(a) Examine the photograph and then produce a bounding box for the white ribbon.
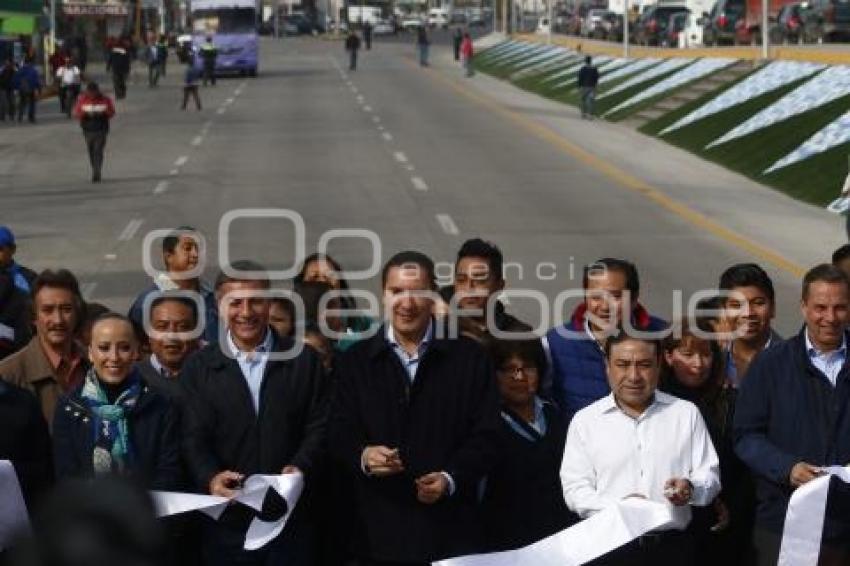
[0,460,30,551]
[151,472,304,551]
[433,498,675,566]
[778,466,850,566]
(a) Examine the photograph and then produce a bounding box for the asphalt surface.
[0,35,840,334]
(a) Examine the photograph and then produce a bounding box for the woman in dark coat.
[52,313,181,491]
[481,338,577,552]
[660,317,756,566]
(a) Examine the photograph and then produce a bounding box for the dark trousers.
[59,84,79,115]
[349,50,358,70]
[83,130,107,179]
[0,89,14,120]
[112,72,127,99]
[588,530,696,566]
[17,92,35,122]
[149,63,162,86]
[203,64,216,86]
[365,36,372,49]
[182,85,201,110]
[200,515,316,566]
[453,40,461,60]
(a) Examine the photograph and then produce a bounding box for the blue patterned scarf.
[80,367,142,476]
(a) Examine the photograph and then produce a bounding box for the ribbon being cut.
[433,498,675,566]
[152,472,304,551]
[779,466,850,566]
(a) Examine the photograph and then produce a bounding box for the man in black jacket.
[330,251,500,565]
[181,260,327,566]
[734,264,850,565]
[345,30,361,71]
[577,55,599,120]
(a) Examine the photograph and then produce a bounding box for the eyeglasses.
[498,366,539,380]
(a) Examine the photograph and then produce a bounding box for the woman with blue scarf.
[52,313,181,490]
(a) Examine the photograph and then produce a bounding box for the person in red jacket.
[460,32,474,77]
[72,82,115,183]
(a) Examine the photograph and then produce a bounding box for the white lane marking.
[80,282,97,300]
[356,95,364,102]
[364,106,372,113]
[436,214,460,236]
[175,155,189,167]
[372,116,381,123]
[118,219,144,241]
[406,165,415,172]
[170,169,179,176]
[377,125,385,131]
[411,177,428,191]
[153,180,170,194]
[104,253,117,261]
[225,97,235,105]
[393,151,408,163]
[382,132,393,142]
[217,107,226,115]
[192,136,203,147]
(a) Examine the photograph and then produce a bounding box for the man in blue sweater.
[545,258,666,420]
[734,263,850,565]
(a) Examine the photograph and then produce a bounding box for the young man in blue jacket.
[545,258,666,420]
[13,58,40,123]
[734,263,850,565]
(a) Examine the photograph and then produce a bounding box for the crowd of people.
[0,226,848,566]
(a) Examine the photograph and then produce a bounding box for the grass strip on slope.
[640,76,849,205]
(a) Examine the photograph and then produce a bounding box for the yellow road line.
[413,57,807,278]
[514,33,850,65]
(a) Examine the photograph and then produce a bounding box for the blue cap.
[0,226,15,247]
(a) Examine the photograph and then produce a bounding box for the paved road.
[0,35,839,334]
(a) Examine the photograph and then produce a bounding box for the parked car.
[401,15,424,30]
[801,0,850,41]
[427,8,450,28]
[768,2,806,42]
[373,19,395,34]
[661,10,688,45]
[634,5,690,44]
[582,8,608,36]
[702,0,746,44]
[683,11,706,44]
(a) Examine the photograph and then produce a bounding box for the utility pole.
[547,0,552,43]
[761,0,769,59]
[623,0,629,58]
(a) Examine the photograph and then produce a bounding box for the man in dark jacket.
[545,257,666,419]
[0,379,53,512]
[181,260,327,566]
[73,82,115,183]
[450,237,531,346]
[734,263,850,565]
[0,270,32,362]
[452,27,463,61]
[577,55,599,119]
[345,30,361,71]
[0,58,16,121]
[363,21,373,49]
[108,43,130,99]
[12,58,40,123]
[329,251,501,565]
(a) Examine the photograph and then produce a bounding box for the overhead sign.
[62,2,130,16]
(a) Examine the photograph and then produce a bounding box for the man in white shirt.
[55,60,81,116]
[561,331,720,565]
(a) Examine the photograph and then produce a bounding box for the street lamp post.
[623,0,629,57]
[761,0,769,59]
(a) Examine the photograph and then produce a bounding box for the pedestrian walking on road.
[56,59,82,116]
[146,41,162,87]
[0,58,16,122]
[416,25,430,67]
[12,58,41,123]
[460,32,474,77]
[156,35,169,77]
[73,82,115,183]
[108,42,131,100]
[363,21,373,50]
[181,58,202,111]
[577,55,599,120]
[453,27,463,60]
[345,30,361,71]
[200,36,217,86]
